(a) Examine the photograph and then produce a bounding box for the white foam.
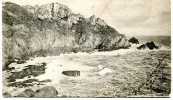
[35,56,92,84]
[99,68,113,75]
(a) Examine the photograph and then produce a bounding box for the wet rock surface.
[62,70,80,77]
[34,86,58,97]
[3,92,12,97]
[16,89,35,97]
[13,86,58,97]
[8,79,51,88]
[7,62,46,82]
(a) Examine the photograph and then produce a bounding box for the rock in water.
[128,37,139,44]
[16,89,34,97]
[146,41,157,50]
[137,41,159,50]
[62,70,80,77]
[34,86,58,97]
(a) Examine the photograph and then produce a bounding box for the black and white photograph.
[1,0,171,98]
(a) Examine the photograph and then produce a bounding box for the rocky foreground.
[3,49,171,97]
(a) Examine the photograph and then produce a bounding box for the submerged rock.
[128,37,139,44]
[16,89,34,97]
[62,70,80,77]
[34,86,58,97]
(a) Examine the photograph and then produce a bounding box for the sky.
[3,0,171,36]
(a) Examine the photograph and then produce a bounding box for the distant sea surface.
[127,36,171,47]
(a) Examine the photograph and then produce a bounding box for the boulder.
[34,86,58,97]
[3,93,12,97]
[128,37,139,44]
[62,70,80,77]
[16,89,34,97]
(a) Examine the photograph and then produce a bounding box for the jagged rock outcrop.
[89,15,107,26]
[146,41,159,50]
[137,41,159,50]
[128,37,139,44]
[7,63,46,82]
[25,3,73,19]
[2,2,130,70]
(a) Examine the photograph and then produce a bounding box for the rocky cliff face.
[2,2,130,70]
[89,15,107,26]
[25,3,73,19]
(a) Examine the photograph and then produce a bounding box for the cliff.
[2,2,130,70]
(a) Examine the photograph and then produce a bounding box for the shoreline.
[3,49,171,97]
